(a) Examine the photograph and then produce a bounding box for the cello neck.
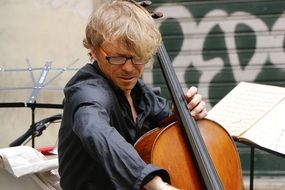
[156,43,224,190]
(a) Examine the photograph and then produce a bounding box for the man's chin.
[117,84,136,94]
[116,80,137,92]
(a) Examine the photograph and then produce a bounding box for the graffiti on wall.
[144,5,285,107]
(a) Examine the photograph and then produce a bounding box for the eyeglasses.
[99,47,148,65]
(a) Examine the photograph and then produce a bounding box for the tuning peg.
[151,11,163,19]
[136,1,163,19]
[138,1,152,7]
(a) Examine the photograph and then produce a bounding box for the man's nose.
[121,59,135,72]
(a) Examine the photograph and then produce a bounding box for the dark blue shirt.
[58,63,171,190]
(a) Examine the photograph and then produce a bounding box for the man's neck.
[125,92,138,123]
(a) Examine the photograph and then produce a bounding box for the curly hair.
[83,0,161,61]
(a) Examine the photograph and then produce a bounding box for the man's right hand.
[144,176,180,190]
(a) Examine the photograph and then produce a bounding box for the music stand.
[0,58,81,147]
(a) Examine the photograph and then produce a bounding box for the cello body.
[135,116,244,189]
[134,2,245,189]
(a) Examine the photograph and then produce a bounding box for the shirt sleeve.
[72,102,169,190]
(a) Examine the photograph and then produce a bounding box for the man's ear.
[90,49,97,61]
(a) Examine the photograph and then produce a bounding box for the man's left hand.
[185,86,207,120]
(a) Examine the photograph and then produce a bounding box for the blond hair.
[83,0,161,60]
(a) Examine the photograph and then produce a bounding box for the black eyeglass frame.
[100,48,148,65]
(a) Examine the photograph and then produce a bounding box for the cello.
[134,1,245,189]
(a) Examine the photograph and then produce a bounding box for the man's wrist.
[158,182,169,190]
[144,176,168,190]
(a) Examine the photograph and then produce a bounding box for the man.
[58,1,207,189]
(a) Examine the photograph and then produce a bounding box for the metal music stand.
[237,140,285,190]
[0,58,81,147]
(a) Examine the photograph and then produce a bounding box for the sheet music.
[206,82,285,136]
[241,98,285,155]
[0,146,58,177]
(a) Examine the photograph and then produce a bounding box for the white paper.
[0,146,58,177]
[242,98,285,155]
[206,82,285,136]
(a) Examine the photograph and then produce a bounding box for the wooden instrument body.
[132,2,244,188]
[135,117,244,189]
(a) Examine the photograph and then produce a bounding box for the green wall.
[144,0,285,176]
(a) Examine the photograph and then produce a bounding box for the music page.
[206,82,285,137]
[241,98,285,155]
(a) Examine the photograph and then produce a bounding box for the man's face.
[92,41,145,95]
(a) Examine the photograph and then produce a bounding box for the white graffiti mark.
[220,11,268,81]
[190,9,226,97]
[270,12,285,64]
[154,5,197,67]
[152,5,285,101]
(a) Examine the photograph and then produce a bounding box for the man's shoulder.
[64,64,115,108]
[66,63,102,85]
